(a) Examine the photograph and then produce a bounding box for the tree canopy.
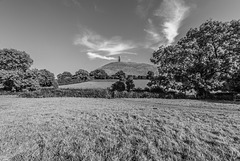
[0,69,40,91]
[150,19,240,97]
[90,69,108,79]
[74,69,89,80]
[0,48,33,72]
[34,69,56,87]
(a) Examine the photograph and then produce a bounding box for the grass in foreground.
[0,96,240,161]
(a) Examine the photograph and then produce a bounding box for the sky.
[0,0,240,76]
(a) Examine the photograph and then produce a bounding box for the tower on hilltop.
[118,56,121,62]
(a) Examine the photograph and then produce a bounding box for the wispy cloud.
[74,28,137,60]
[87,52,116,60]
[144,0,190,49]
[144,18,163,49]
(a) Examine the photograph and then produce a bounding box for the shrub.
[114,70,126,80]
[126,76,135,92]
[111,81,125,92]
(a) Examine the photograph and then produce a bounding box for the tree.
[35,69,57,87]
[111,81,125,92]
[126,76,135,92]
[0,48,33,72]
[0,69,40,91]
[74,69,89,81]
[57,71,73,84]
[114,70,126,80]
[151,19,240,97]
[90,69,108,79]
[0,48,41,91]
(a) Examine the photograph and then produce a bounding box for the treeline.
[57,69,152,85]
[57,70,91,86]
[0,48,152,91]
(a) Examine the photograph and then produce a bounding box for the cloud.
[87,52,116,60]
[144,19,164,49]
[74,28,137,60]
[144,0,190,49]
[157,0,190,44]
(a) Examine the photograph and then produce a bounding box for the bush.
[111,81,125,92]
[126,76,135,92]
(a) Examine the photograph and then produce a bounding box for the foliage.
[151,19,240,98]
[18,88,165,99]
[0,48,33,72]
[34,69,57,88]
[57,71,73,85]
[90,69,108,79]
[0,69,40,92]
[74,69,89,81]
[19,88,111,98]
[226,69,240,92]
[126,76,135,92]
[57,71,72,81]
[111,81,126,92]
[147,71,154,79]
[114,70,126,80]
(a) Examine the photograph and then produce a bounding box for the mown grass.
[59,79,150,89]
[0,96,240,161]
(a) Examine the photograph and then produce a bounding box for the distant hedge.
[18,88,111,98]
[18,88,172,99]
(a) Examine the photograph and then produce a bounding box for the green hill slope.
[98,62,158,76]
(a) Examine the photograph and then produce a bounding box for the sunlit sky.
[0,0,240,75]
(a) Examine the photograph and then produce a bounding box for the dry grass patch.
[0,96,240,161]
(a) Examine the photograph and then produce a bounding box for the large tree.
[151,19,240,97]
[0,48,33,72]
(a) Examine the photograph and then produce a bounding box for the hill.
[98,62,158,76]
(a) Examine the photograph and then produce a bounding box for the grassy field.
[0,96,240,160]
[59,79,150,89]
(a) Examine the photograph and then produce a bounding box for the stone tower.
[118,56,121,62]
